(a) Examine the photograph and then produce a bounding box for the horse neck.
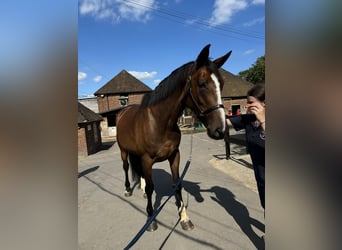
[149,84,187,129]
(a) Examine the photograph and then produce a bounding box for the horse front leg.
[142,160,158,231]
[169,149,194,230]
[121,151,132,197]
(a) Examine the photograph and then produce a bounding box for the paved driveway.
[78,131,264,249]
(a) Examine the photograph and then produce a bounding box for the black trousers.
[253,163,265,209]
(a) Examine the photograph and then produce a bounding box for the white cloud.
[209,0,248,26]
[118,0,155,22]
[79,0,101,15]
[78,72,87,81]
[79,94,96,98]
[79,0,156,23]
[153,79,161,84]
[97,8,117,20]
[128,71,157,80]
[243,16,264,27]
[185,19,197,25]
[251,0,264,5]
[243,49,255,55]
[93,75,102,83]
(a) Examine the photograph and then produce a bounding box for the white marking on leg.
[211,73,226,129]
[178,201,190,222]
[140,177,146,193]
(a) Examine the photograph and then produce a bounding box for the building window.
[231,104,241,115]
[87,124,92,131]
[119,94,128,107]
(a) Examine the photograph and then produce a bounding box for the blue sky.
[78,0,264,98]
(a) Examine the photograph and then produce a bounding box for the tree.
[238,55,265,84]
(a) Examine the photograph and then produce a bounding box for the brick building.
[219,68,255,115]
[94,70,152,137]
[78,102,103,157]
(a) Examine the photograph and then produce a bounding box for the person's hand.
[247,103,265,123]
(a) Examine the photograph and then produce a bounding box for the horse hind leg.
[140,177,147,199]
[121,151,132,197]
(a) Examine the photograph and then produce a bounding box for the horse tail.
[128,153,143,182]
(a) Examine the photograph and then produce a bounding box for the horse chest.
[149,136,180,162]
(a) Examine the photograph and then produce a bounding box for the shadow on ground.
[152,168,264,249]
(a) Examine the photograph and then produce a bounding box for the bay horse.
[116,44,232,231]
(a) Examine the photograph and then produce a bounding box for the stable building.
[78,102,103,157]
[94,70,152,137]
[219,68,255,115]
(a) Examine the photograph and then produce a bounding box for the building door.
[231,104,241,115]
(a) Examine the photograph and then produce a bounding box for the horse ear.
[196,44,211,68]
[213,50,232,69]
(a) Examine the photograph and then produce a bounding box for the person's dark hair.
[247,84,265,102]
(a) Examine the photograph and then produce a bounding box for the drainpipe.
[107,95,109,111]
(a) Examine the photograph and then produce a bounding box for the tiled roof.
[78,102,103,124]
[219,68,254,97]
[94,70,152,95]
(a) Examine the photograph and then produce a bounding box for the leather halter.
[186,64,224,118]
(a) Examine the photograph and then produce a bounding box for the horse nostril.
[215,128,224,138]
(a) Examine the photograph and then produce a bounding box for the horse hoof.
[180,220,194,231]
[124,190,132,197]
[146,220,158,232]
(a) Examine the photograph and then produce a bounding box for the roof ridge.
[94,69,152,95]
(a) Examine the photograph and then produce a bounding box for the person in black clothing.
[226,84,265,210]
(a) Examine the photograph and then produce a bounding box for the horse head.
[186,44,232,140]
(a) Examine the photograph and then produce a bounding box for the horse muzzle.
[207,125,225,140]
[205,111,226,140]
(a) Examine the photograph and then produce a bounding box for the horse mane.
[141,62,193,106]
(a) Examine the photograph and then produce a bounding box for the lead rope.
[189,122,194,161]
